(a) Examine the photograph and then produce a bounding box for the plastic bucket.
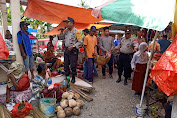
[136,104,147,117]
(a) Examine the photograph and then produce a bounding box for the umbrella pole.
[140,31,158,107]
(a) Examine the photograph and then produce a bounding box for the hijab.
[137,42,148,62]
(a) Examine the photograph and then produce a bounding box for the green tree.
[0,4,52,39]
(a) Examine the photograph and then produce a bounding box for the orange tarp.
[24,0,103,24]
[44,22,111,35]
[44,22,90,35]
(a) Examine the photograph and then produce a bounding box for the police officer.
[59,17,83,83]
[115,29,136,85]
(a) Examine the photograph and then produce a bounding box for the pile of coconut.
[56,91,85,118]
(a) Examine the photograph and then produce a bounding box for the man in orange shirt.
[83,26,97,84]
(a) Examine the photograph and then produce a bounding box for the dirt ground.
[69,68,149,118]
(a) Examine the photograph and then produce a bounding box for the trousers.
[102,54,114,76]
[118,53,132,79]
[83,61,98,78]
[87,58,94,82]
[64,48,78,76]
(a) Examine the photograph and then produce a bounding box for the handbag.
[39,92,56,117]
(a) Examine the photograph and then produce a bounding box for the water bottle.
[66,76,70,88]
[63,79,67,92]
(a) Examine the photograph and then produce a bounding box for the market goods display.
[11,102,33,118]
[55,91,85,118]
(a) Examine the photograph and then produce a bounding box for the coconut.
[68,92,74,100]
[60,99,68,108]
[76,99,84,107]
[69,99,77,108]
[64,107,73,117]
[73,107,81,116]
[62,92,69,99]
[76,101,82,108]
[55,106,63,112]
[74,93,80,99]
[57,110,66,118]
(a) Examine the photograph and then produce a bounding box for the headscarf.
[7,61,25,88]
[137,42,148,62]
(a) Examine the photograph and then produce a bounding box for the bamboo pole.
[140,31,158,107]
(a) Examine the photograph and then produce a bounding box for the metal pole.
[140,31,158,107]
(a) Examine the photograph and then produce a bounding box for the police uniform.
[116,30,135,85]
[59,17,83,83]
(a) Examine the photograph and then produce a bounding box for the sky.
[45,0,109,8]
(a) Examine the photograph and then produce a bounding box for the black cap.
[83,28,89,33]
[90,26,97,31]
[125,29,131,33]
[49,35,54,38]
[20,21,29,27]
[63,17,74,23]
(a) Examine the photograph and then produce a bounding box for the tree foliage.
[0,4,52,39]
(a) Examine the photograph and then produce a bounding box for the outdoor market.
[0,0,177,118]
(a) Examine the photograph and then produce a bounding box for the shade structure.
[92,0,176,31]
[44,22,90,35]
[44,22,111,35]
[24,0,103,24]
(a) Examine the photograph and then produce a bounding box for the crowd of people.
[5,17,172,104]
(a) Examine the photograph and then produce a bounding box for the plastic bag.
[150,34,177,96]
[11,102,33,118]
[0,33,9,60]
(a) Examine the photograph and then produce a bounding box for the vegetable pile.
[55,91,85,118]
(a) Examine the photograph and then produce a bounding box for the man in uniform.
[115,29,136,85]
[59,17,83,83]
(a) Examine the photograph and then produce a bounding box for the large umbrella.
[92,0,176,31]
[92,0,177,114]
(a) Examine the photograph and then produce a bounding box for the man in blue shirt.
[17,21,34,79]
[158,34,171,54]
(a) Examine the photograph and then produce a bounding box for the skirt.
[132,63,147,93]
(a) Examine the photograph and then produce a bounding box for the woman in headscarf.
[6,62,30,103]
[131,42,149,95]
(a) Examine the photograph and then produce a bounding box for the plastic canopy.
[24,0,103,24]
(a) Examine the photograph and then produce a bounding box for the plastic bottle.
[66,76,70,88]
[63,79,67,92]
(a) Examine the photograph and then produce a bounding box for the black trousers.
[64,48,78,76]
[118,53,133,79]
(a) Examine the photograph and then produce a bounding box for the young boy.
[83,26,98,84]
